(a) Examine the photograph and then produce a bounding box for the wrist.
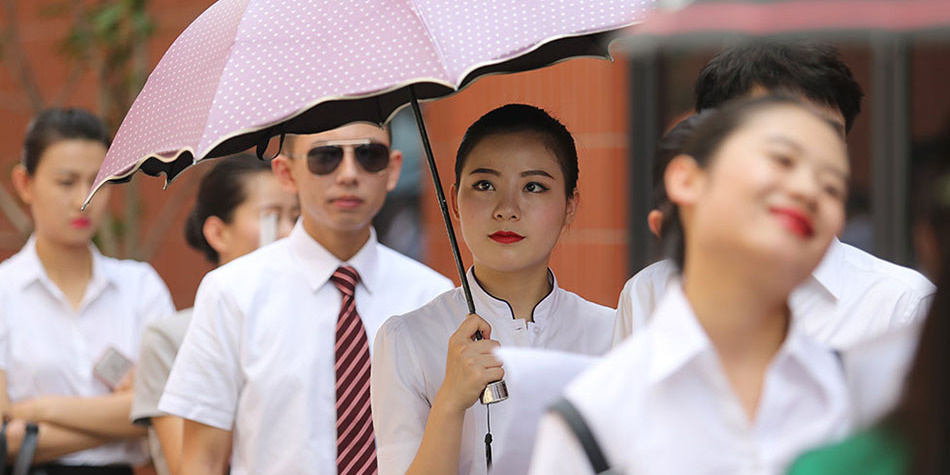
[432,390,470,418]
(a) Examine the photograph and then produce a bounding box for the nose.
[334,148,360,185]
[786,166,820,212]
[493,189,520,221]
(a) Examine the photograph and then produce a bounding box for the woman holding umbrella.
[0,108,176,472]
[371,104,615,475]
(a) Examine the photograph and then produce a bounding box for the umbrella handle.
[408,87,509,406]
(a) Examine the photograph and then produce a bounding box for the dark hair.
[22,108,111,174]
[652,111,717,217]
[890,129,950,474]
[184,154,272,264]
[695,41,864,134]
[455,104,578,197]
[661,95,842,270]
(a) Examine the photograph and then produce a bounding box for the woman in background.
[0,108,176,473]
[130,154,299,475]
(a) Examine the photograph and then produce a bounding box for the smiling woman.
[528,95,855,475]
[371,104,615,475]
[0,108,175,472]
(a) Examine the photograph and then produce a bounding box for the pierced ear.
[449,183,461,221]
[385,150,404,192]
[271,155,299,194]
[202,216,230,256]
[11,165,32,205]
[664,154,703,207]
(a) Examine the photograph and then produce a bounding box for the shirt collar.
[14,235,114,289]
[288,221,380,294]
[645,281,822,386]
[466,267,559,328]
[809,237,845,300]
[12,236,115,306]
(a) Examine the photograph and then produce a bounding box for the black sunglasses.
[304,141,390,175]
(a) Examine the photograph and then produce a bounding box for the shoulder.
[379,287,463,336]
[623,259,677,292]
[98,255,170,293]
[202,240,292,290]
[557,288,615,320]
[142,310,193,349]
[0,247,30,291]
[836,242,935,297]
[375,244,453,289]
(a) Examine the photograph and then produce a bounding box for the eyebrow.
[468,168,555,179]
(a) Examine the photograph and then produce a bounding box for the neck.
[34,234,94,308]
[303,219,371,261]
[681,252,790,364]
[471,262,552,322]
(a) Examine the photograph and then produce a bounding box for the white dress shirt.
[159,222,452,475]
[531,283,852,475]
[0,236,175,466]
[371,269,614,475]
[613,238,936,349]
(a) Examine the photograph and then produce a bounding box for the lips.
[330,196,363,209]
[770,207,814,238]
[489,231,525,244]
[70,217,91,229]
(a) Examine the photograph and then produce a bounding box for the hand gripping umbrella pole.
[408,87,507,468]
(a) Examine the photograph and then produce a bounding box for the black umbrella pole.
[408,90,476,314]
[408,88,508,409]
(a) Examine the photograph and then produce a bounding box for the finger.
[475,353,504,369]
[454,314,493,341]
[481,367,505,384]
[470,339,501,355]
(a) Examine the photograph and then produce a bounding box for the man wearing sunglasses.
[159,122,453,475]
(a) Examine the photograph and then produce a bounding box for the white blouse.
[531,283,852,475]
[0,236,175,466]
[371,268,614,475]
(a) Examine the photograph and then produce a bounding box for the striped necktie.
[330,266,378,475]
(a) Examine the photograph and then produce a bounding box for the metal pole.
[871,34,912,265]
[627,50,663,275]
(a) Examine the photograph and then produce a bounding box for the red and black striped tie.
[330,266,378,475]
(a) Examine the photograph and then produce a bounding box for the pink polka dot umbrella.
[88,0,650,200]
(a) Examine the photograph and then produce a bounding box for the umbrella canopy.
[88,0,651,200]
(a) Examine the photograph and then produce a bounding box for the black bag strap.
[0,419,8,471]
[550,398,614,474]
[12,423,38,475]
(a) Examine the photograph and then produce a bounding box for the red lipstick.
[770,207,814,238]
[489,231,524,244]
[70,217,91,229]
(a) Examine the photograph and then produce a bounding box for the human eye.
[769,152,795,168]
[822,180,847,201]
[524,182,549,193]
[473,180,494,191]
